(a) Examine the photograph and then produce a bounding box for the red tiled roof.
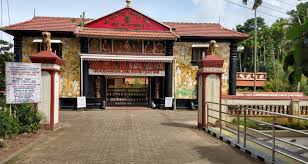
[2,16,90,32]
[164,22,249,39]
[1,17,248,39]
[75,27,177,40]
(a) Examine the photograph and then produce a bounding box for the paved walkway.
[7,110,261,164]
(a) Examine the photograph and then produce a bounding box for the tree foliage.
[0,40,15,90]
[236,2,308,93]
[236,17,266,33]
[283,2,308,85]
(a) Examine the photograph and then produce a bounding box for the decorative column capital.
[198,40,224,75]
[30,51,64,66]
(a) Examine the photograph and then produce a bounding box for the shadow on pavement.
[193,145,263,164]
[161,122,196,129]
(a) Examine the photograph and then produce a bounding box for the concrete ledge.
[203,128,266,163]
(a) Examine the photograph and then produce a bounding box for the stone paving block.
[7,110,261,164]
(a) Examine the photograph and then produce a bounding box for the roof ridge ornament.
[126,0,132,7]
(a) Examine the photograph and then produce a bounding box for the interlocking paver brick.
[7,110,261,164]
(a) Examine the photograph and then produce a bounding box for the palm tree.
[242,0,262,92]
[242,0,262,10]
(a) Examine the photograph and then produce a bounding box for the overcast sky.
[0,0,305,43]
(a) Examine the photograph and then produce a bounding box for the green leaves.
[284,16,308,84]
[0,39,14,90]
[14,104,42,133]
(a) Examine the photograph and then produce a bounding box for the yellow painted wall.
[173,42,230,99]
[22,37,81,98]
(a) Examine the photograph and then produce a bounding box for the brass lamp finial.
[126,0,132,7]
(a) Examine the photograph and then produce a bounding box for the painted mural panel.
[89,38,100,53]
[144,41,165,54]
[60,38,80,98]
[174,42,230,99]
[113,40,142,53]
[22,37,38,63]
[102,39,112,53]
[22,37,81,98]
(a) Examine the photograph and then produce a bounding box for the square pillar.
[30,51,64,130]
[198,41,224,129]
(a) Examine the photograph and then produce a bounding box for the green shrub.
[0,111,20,138]
[15,104,42,133]
[232,118,262,129]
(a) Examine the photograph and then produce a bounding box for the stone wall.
[22,37,81,98]
[173,41,230,99]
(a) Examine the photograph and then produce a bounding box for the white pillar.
[30,51,64,130]
[197,42,224,129]
[38,64,61,129]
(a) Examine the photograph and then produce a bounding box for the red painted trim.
[199,71,224,74]
[222,95,292,100]
[42,68,61,72]
[201,74,208,128]
[301,96,308,100]
[41,123,59,130]
[50,71,55,129]
[291,96,301,102]
[238,92,303,95]
[30,51,64,65]
[219,74,222,111]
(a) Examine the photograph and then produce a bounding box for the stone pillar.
[290,97,301,124]
[165,41,174,98]
[30,51,64,130]
[198,41,224,129]
[14,35,22,62]
[229,41,238,95]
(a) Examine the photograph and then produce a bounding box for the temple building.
[1,2,248,109]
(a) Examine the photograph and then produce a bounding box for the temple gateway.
[1,2,248,109]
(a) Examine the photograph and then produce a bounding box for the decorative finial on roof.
[208,40,216,55]
[126,0,132,7]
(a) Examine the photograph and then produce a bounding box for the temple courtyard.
[5,110,261,164]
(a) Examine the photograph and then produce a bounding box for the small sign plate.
[165,97,173,108]
[77,96,86,108]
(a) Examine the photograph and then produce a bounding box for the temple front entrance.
[106,77,149,107]
[82,56,173,109]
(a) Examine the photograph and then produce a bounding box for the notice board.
[5,62,41,104]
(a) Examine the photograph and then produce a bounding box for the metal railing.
[206,102,308,164]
